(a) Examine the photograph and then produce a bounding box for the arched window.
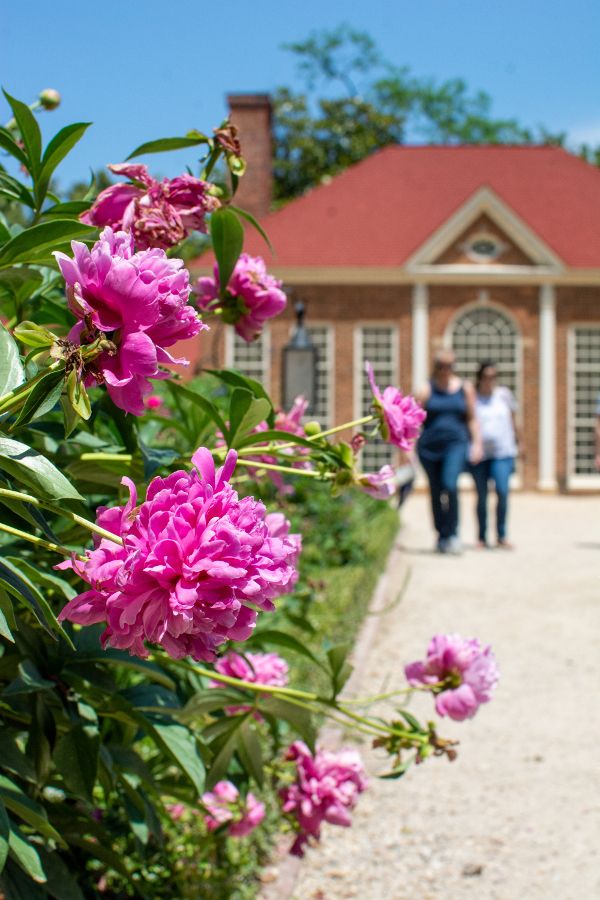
[450,306,520,396]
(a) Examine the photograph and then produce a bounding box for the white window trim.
[224,325,271,393]
[444,299,524,413]
[567,323,600,490]
[353,322,399,421]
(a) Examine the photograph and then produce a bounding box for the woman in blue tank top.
[416,350,482,554]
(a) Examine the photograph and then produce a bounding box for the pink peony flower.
[81,163,219,251]
[55,227,206,414]
[404,634,499,721]
[57,449,301,662]
[211,650,289,716]
[165,802,187,822]
[366,362,426,450]
[280,741,367,857]
[202,781,265,837]
[357,464,396,500]
[195,254,287,342]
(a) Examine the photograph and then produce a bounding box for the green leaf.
[164,381,227,435]
[0,325,24,396]
[5,558,75,601]
[210,208,244,295]
[53,725,100,802]
[260,697,316,749]
[0,126,28,168]
[0,220,96,269]
[205,716,246,789]
[0,775,65,847]
[0,799,8,871]
[0,436,84,500]
[146,716,205,793]
[0,171,35,209]
[205,368,274,420]
[327,643,354,697]
[66,371,90,421]
[4,660,54,696]
[0,600,14,642]
[35,846,85,900]
[0,268,44,306]
[227,389,271,448]
[8,822,47,883]
[237,721,264,787]
[13,322,55,349]
[181,688,250,721]
[249,629,325,669]
[40,200,91,219]
[2,91,42,181]
[138,440,180,480]
[229,205,273,252]
[0,732,36,784]
[37,123,91,201]
[66,836,132,882]
[12,369,64,428]
[126,134,210,159]
[0,558,73,646]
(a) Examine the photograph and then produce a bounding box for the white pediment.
[405,186,564,275]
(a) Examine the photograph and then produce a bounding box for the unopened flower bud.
[303,421,321,436]
[39,89,61,110]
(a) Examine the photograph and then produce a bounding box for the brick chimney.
[226,93,272,219]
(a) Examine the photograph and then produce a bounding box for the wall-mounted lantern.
[282,301,318,414]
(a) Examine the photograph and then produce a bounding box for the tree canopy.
[272,25,563,202]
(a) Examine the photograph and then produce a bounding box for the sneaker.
[436,537,449,554]
[446,535,463,555]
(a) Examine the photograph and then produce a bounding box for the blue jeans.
[470,457,514,542]
[419,443,468,540]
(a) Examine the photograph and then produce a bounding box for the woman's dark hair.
[476,360,497,389]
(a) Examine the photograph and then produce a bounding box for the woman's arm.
[512,410,525,460]
[464,381,483,464]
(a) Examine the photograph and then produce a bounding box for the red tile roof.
[232,146,600,269]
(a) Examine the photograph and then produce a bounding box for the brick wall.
[227,94,272,219]
[179,279,600,491]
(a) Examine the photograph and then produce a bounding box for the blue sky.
[3,0,600,187]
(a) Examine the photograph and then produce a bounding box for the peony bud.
[39,89,61,110]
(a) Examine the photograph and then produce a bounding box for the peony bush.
[0,89,498,897]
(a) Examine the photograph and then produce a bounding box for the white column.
[411,283,429,392]
[538,284,557,490]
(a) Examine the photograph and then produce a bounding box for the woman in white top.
[471,360,522,549]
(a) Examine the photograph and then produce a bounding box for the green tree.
[273,24,533,202]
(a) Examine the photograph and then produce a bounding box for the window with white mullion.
[227,328,270,390]
[306,325,333,427]
[570,327,600,476]
[451,307,520,397]
[357,326,397,470]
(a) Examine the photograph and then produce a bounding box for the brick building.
[191,94,600,491]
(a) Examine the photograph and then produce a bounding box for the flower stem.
[0,487,123,546]
[237,415,376,457]
[235,459,328,478]
[0,520,80,559]
[79,452,133,464]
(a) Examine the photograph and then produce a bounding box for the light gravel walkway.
[291,493,600,900]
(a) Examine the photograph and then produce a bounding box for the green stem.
[238,415,376,457]
[336,703,428,745]
[0,487,123,546]
[79,452,133,464]
[0,520,80,559]
[235,458,329,478]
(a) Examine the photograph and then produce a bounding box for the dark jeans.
[419,443,468,540]
[470,456,514,542]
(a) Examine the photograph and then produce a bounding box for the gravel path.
[290,493,600,900]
